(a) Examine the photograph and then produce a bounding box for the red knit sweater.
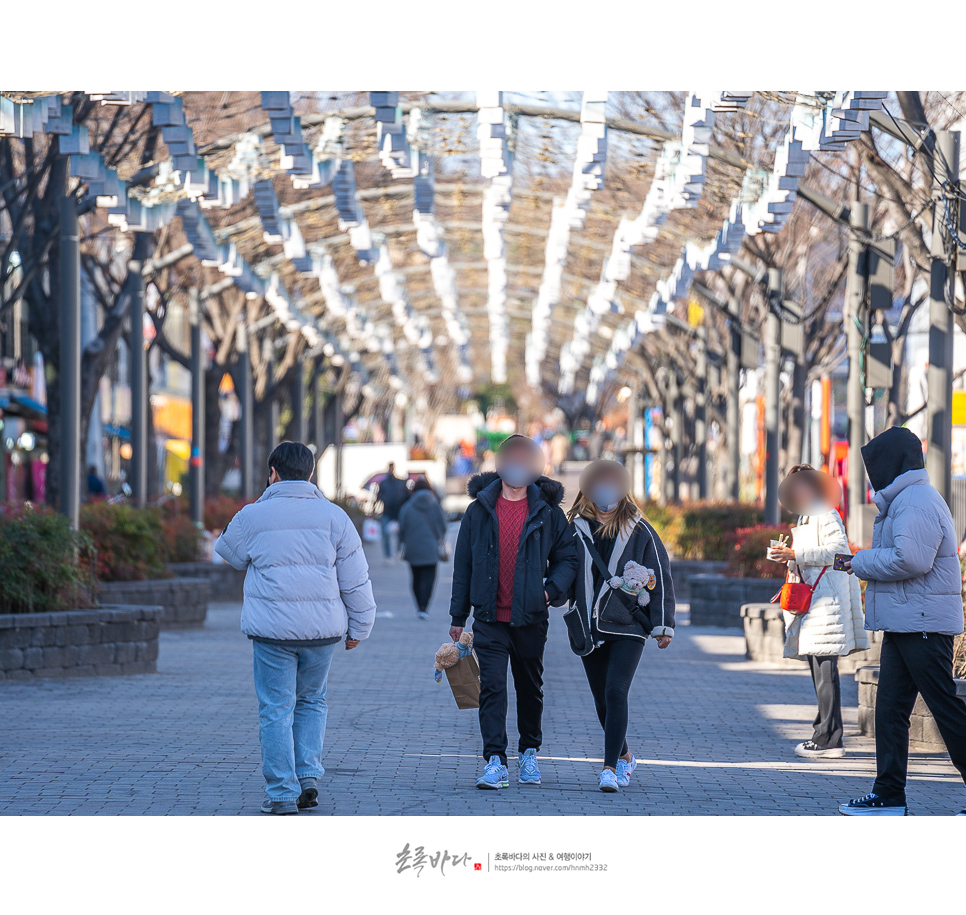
[495,493,528,622]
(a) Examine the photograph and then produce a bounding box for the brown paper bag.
[444,650,481,709]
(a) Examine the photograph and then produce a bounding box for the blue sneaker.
[615,755,637,787]
[476,755,509,789]
[518,748,541,785]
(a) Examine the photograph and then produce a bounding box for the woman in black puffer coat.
[563,460,675,794]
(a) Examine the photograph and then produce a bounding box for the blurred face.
[496,440,544,489]
[583,465,629,512]
[788,474,827,512]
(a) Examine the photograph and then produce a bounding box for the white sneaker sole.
[838,804,907,816]
[519,777,541,786]
[599,783,619,793]
[795,746,846,759]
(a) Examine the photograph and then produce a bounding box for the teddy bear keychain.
[606,560,658,607]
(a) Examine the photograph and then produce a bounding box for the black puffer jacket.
[449,473,579,628]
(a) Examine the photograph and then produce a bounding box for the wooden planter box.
[669,560,728,603]
[740,603,882,672]
[689,575,781,627]
[168,562,245,603]
[0,606,161,682]
[97,577,209,630]
[858,665,966,751]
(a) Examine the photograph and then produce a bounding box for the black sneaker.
[297,777,319,809]
[957,808,966,817]
[839,792,907,816]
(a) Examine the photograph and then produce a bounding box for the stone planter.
[168,562,245,603]
[689,575,780,627]
[740,603,882,671]
[97,577,209,629]
[669,560,729,603]
[858,665,966,750]
[0,606,161,682]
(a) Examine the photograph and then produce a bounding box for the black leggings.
[409,563,438,613]
[581,638,645,769]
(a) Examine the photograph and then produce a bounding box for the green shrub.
[639,501,680,548]
[80,502,169,582]
[675,503,764,561]
[724,525,793,580]
[204,495,253,534]
[639,501,764,561]
[0,506,93,614]
[158,502,203,563]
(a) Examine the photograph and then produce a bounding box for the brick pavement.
[1,530,964,816]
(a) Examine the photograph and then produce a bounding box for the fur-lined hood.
[467,471,565,507]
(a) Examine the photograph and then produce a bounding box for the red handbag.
[771,567,829,615]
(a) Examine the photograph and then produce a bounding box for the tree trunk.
[785,356,807,470]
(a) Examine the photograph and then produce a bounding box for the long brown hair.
[567,491,642,539]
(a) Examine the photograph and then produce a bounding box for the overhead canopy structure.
[0,90,887,419]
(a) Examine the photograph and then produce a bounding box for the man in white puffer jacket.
[216,441,376,815]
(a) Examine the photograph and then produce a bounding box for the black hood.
[861,426,925,492]
[467,471,565,507]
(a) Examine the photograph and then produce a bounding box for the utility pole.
[237,321,255,500]
[726,294,741,501]
[846,202,869,532]
[694,323,708,500]
[188,288,204,527]
[763,267,782,525]
[129,241,147,507]
[926,130,960,504]
[59,190,81,528]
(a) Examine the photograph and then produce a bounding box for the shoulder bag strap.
[576,531,615,584]
[808,566,830,593]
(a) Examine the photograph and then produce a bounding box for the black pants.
[806,654,843,749]
[873,631,966,801]
[472,618,548,765]
[581,638,645,769]
[408,563,437,613]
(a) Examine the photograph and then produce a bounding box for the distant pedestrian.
[398,478,448,619]
[550,431,569,475]
[771,465,869,760]
[376,463,410,563]
[839,427,966,816]
[215,441,376,815]
[86,465,106,500]
[449,434,578,790]
[563,460,675,793]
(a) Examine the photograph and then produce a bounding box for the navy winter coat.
[449,473,579,628]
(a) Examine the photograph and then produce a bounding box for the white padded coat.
[215,480,376,641]
[783,509,870,659]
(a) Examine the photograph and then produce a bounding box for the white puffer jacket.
[215,480,376,641]
[783,509,870,659]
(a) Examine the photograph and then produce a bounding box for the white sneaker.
[615,755,637,787]
[795,741,845,759]
[598,769,619,793]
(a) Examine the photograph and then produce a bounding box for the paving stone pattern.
[1,531,964,816]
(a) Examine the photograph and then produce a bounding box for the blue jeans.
[252,640,337,801]
[380,515,395,559]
